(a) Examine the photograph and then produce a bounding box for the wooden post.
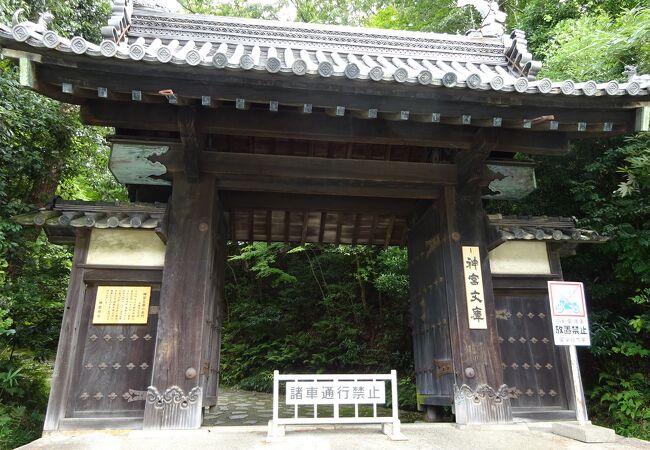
[569,345,589,424]
[143,174,225,429]
[43,230,90,431]
[448,130,512,424]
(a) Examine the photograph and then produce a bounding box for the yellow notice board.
[93,286,151,325]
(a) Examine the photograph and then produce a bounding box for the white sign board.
[285,381,385,405]
[548,281,591,346]
[462,246,487,329]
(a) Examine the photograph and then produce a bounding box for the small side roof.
[487,215,607,251]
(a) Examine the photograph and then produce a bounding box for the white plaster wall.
[86,229,166,267]
[488,241,551,275]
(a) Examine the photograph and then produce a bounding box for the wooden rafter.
[318,212,327,243]
[335,212,343,245]
[384,214,395,247]
[352,214,360,245]
[266,209,272,243]
[248,208,254,242]
[284,211,290,243]
[369,214,377,245]
[301,210,309,244]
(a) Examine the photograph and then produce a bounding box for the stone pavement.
[203,387,422,426]
[203,387,276,426]
[19,388,650,449]
[21,423,650,450]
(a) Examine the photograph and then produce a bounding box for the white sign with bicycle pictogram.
[547,281,591,346]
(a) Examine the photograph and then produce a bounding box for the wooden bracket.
[456,129,499,186]
[177,106,205,182]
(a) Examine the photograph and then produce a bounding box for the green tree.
[0,1,124,447]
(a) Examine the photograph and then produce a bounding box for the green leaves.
[221,243,413,406]
[538,6,650,81]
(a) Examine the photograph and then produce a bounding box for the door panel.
[495,293,569,409]
[67,284,159,418]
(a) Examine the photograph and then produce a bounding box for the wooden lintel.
[219,191,420,215]
[160,150,457,185]
[177,106,204,182]
[80,101,571,154]
[215,174,440,199]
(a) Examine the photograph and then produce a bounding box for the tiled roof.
[12,200,166,230]
[488,215,607,245]
[2,2,648,97]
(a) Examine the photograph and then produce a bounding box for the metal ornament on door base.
[143,385,203,429]
[454,384,512,424]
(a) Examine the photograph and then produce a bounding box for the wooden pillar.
[43,230,90,431]
[446,130,511,423]
[143,174,226,429]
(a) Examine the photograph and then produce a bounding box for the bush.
[590,371,650,440]
[0,356,50,450]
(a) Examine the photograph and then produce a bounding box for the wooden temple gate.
[3,0,648,431]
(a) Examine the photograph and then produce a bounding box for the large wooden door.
[495,292,570,412]
[67,283,159,418]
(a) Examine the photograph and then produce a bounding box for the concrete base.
[382,422,408,441]
[21,422,644,450]
[552,422,616,443]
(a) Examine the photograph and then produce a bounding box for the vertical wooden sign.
[462,246,487,329]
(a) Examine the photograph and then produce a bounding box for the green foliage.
[0,0,110,43]
[0,3,125,447]
[366,0,477,33]
[0,357,50,450]
[178,0,284,19]
[291,0,382,26]
[506,0,641,56]
[221,243,414,402]
[539,7,650,81]
[229,243,297,287]
[590,372,650,439]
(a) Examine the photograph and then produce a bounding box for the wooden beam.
[214,174,441,199]
[80,101,570,154]
[219,191,420,215]
[36,63,641,123]
[161,151,457,185]
[177,106,204,182]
